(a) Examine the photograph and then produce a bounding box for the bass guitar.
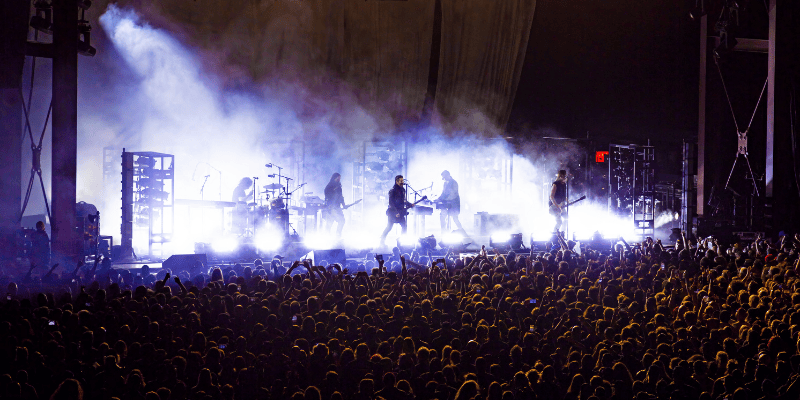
[549,195,586,216]
[387,196,428,218]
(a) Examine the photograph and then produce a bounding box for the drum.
[268,207,290,235]
[270,198,285,209]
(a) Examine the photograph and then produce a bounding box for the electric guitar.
[342,199,362,210]
[387,196,428,218]
[323,199,362,219]
[549,195,586,216]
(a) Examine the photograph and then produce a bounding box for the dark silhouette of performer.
[324,173,346,236]
[231,177,254,203]
[231,177,254,235]
[549,170,568,233]
[437,170,464,235]
[380,175,414,246]
[30,221,50,268]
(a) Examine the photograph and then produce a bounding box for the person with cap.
[549,169,569,233]
[436,170,464,236]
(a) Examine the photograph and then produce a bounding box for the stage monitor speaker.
[163,254,208,272]
[305,249,346,267]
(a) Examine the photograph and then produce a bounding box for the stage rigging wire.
[714,59,768,137]
[18,24,54,223]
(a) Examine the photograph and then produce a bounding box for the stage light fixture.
[417,235,437,252]
[30,1,53,35]
[440,232,469,251]
[78,19,96,57]
[689,0,705,21]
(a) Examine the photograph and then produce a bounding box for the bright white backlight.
[255,228,284,253]
[212,237,239,253]
[490,232,511,243]
[304,233,335,249]
[441,232,464,245]
[397,235,418,247]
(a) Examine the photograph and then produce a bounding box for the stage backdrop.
[93,0,534,131]
[435,0,537,133]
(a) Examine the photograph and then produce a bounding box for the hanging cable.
[715,59,741,134]
[24,29,39,140]
[746,77,769,134]
[17,92,53,223]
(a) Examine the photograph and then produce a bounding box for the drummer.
[231,178,254,235]
[232,177,254,203]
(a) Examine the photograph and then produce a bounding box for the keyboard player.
[436,170,464,235]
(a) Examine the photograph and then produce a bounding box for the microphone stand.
[405,182,428,202]
[200,175,210,201]
[252,176,259,237]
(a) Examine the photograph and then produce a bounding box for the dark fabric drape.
[435,0,536,133]
[98,0,533,131]
[342,0,435,122]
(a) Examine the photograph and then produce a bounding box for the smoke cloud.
[20,3,639,257]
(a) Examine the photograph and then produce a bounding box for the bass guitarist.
[323,173,346,236]
[437,170,464,235]
[549,169,569,233]
[380,175,415,246]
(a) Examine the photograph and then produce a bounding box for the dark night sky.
[509,0,700,143]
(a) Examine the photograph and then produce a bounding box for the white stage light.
[304,233,335,249]
[255,229,284,253]
[212,237,239,253]
[441,232,465,246]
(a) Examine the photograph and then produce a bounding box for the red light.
[596,151,609,163]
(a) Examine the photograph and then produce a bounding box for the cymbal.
[263,183,283,190]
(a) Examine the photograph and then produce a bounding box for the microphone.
[204,175,210,178]
[268,174,276,178]
[265,163,273,168]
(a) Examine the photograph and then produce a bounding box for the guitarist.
[549,169,569,233]
[380,175,415,246]
[437,170,464,235]
[324,173,347,236]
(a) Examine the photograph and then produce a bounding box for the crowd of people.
[2,231,800,400]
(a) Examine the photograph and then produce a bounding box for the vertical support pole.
[765,0,776,196]
[51,0,80,262]
[0,0,28,258]
[697,14,708,217]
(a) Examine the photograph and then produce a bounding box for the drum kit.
[234,164,303,238]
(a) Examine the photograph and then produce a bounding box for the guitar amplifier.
[412,206,433,215]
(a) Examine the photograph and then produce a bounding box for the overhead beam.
[712,36,770,53]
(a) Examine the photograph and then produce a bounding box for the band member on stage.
[232,177,254,235]
[437,170,464,234]
[380,175,414,245]
[232,177,254,203]
[324,173,346,236]
[549,170,568,233]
